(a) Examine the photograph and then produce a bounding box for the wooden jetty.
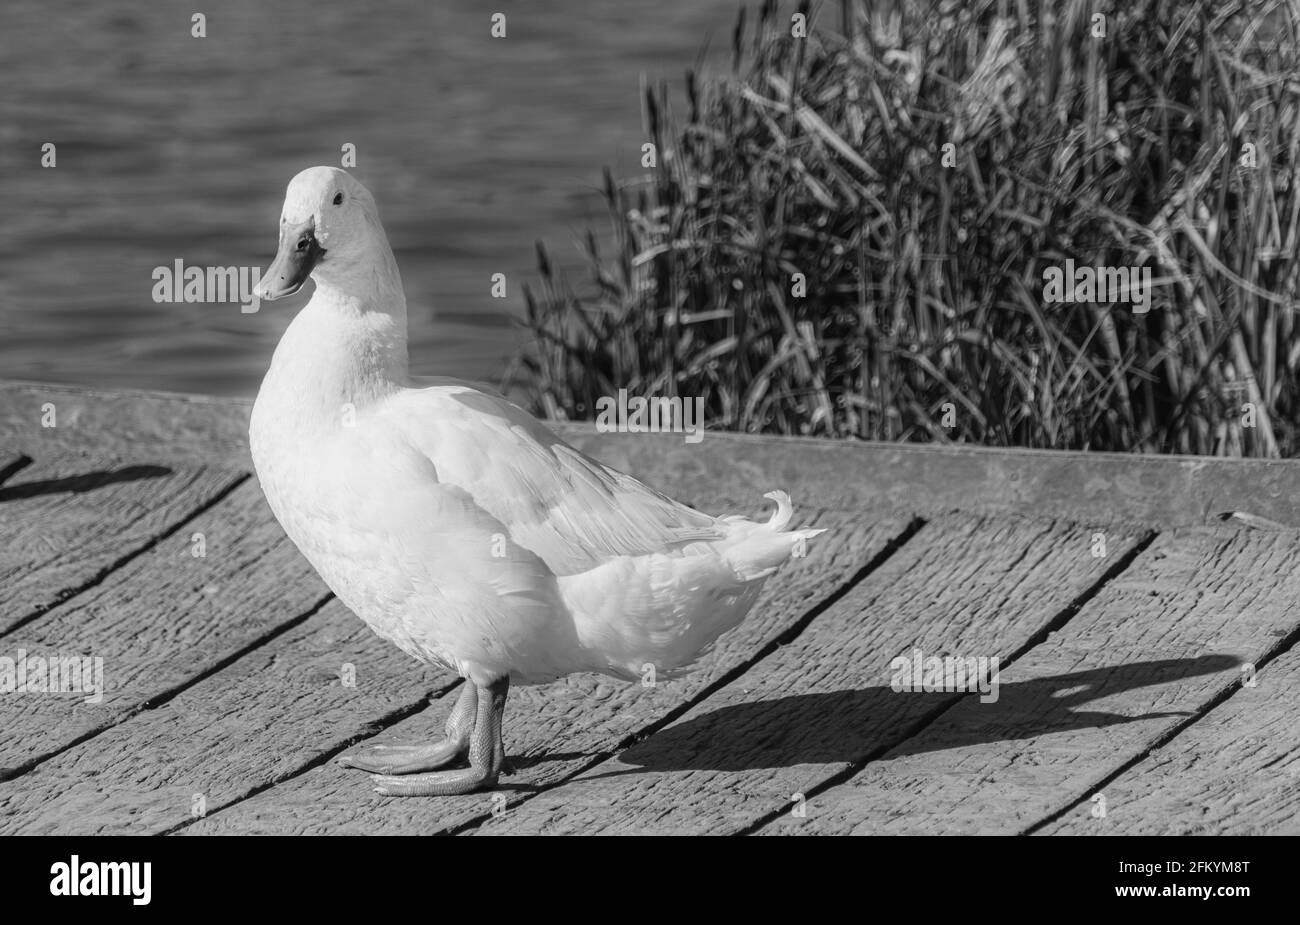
[1,378,1298,835]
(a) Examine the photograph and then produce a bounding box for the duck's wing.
[390,382,723,576]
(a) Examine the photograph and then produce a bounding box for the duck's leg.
[371,676,509,796]
[337,682,477,774]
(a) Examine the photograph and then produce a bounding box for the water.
[0,0,745,396]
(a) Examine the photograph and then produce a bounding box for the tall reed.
[509,0,1300,457]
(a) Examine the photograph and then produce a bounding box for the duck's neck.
[267,247,411,423]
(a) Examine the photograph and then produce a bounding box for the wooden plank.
[0,599,455,835]
[178,508,914,834]
[0,479,328,777]
[560,431,1300,529]
[0,380,253,470]
[7,379,1300,528]
[1036,641,1300,836]
[472,515,1150,835]
[772,527,1300,835]
[0,453,245,635]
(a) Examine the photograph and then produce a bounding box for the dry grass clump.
[510,0,1300,456]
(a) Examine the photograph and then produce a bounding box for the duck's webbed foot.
[371,676,509,797]
[337,681,477,774]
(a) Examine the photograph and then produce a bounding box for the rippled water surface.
[0,0,742,395]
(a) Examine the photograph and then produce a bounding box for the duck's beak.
[255,218,326,301]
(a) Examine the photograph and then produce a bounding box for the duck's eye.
[333,192,344,205]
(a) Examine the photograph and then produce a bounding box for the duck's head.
[255,166,393,301]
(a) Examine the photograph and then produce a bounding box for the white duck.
[250,166,825,796]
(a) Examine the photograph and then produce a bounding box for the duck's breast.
[251,405,585,684]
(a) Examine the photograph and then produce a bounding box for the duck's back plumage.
[378,381,823,681]
[389,381,721,574]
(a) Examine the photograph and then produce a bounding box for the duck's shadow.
[0,465,171,502]
[502,752,596,776]
[584,654,1239,776]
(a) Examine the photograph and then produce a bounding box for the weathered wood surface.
[0,598,456,835]
[474,516,1147,836]
[0,480,327,776]
[5,378,1300,528]
[1,380,1298,836]
[183,508,908,835]
[0,453,244,635]
[764,527,1300,835]
[0,381,252,469]
[1038,642,1300,836]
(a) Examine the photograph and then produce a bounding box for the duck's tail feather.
[582,490,827,680]
[719,489,827,581]
[763,490,795,530]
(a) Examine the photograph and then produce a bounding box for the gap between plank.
[0,470,253,640]
[0,592,335,784]
[0,454,34,486]
[444,514,929,835]
[1021,606,1300,835]
[163,511,928,836]
[737,524,1161,835]
[157,677,466,836]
